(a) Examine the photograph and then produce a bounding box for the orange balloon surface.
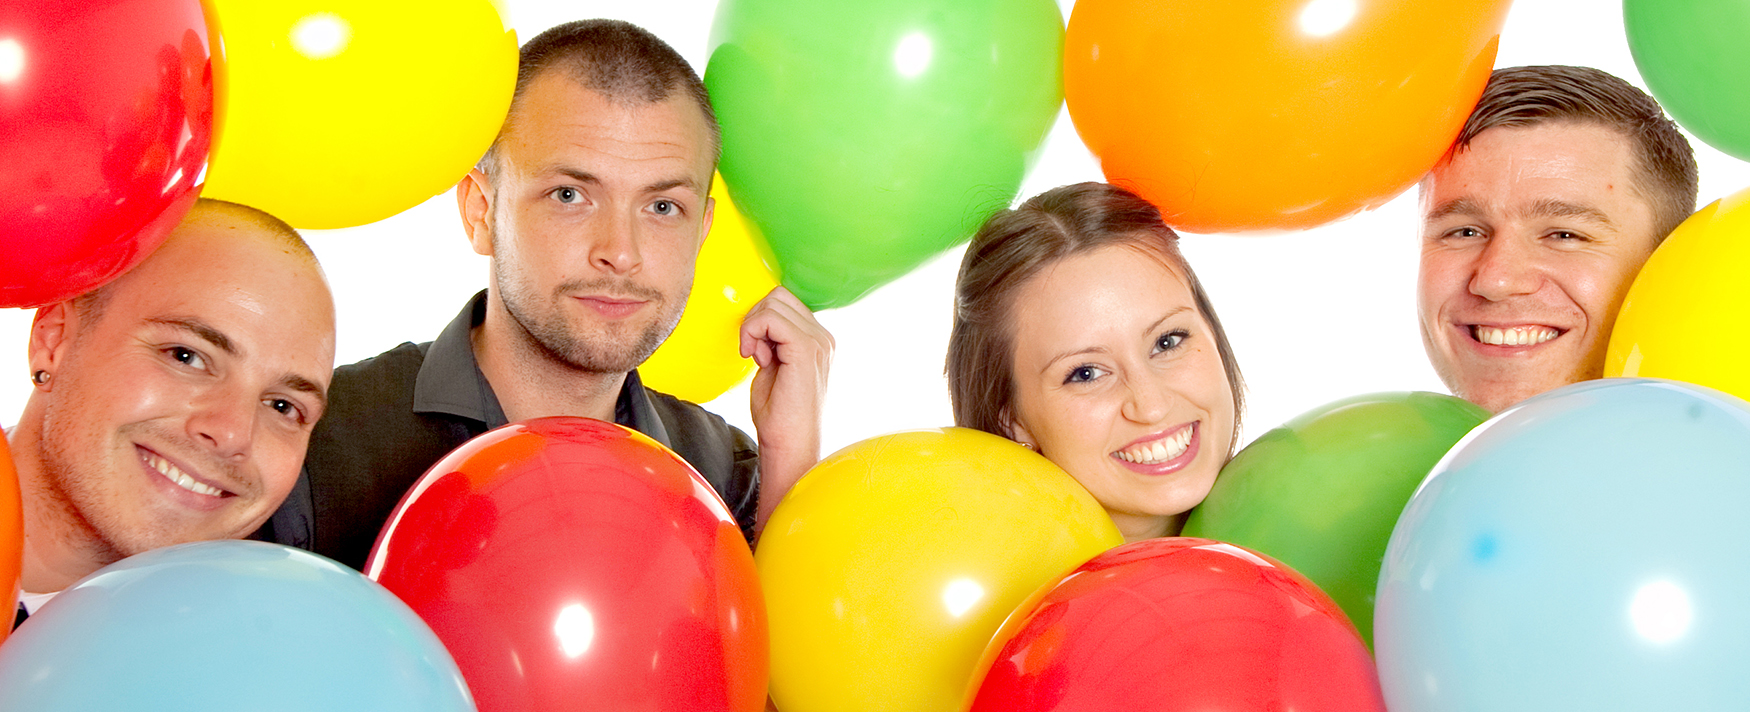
[1065,0,1510,233]
[0,437,21,647]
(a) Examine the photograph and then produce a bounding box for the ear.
[697,194,716,253]
[1004,410,1038,453]
[458,168,495,257]
[28,302,76,391]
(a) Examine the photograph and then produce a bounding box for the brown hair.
[947,182,1244,446]
[481,19,721,171]
[1454,65,1698,241]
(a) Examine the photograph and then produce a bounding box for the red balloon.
[968,538,1385,711]
[0,0,213,308]
[366,417,768,712]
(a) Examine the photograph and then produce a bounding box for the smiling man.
[260,20,833,569]
[1418,65,1698,413]
[9,199,335,623]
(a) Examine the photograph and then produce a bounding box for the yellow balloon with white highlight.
[639,175,779,404]
[202,0,516,228]
[1606,185,1750,401]
[755,428,1122,712]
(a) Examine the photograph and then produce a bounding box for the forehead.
[498,71,713,181]
[1425,122,1649,217]
[1010,245,1195,348]
[94,222,336,365]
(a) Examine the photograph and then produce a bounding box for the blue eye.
[552,187,582,204]
[651,199,677,216]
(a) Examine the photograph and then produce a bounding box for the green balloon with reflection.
[1183,392,1488,649]
[705,0,1063,310]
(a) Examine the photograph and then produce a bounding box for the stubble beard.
[36,409,171,566]
[493,255,684,375]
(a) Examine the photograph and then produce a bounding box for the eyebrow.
[551,168,700,195]
[147,317,236,356]
[282,374,329,411]
[1038,306,1195,373]
[1424,197,1483,223]
[1424,196,1617,229]
[1524,198,1617,228]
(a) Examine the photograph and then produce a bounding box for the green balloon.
[1625,0,1750,161]
[1182,392,1489,649]
[705,0,1063,310]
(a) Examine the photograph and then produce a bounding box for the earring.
[1020,441,1037,452]
[32,370,50,386]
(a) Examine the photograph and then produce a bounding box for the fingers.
[739,286,835,370]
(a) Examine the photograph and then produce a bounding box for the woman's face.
[1007,244,1236,541]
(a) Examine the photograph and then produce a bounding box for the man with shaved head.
[9,198,336,625]
[1417,65,1698,413]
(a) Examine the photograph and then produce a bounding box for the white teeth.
[145,453,223,497]
[1116,427,1193,465]
[1475,325,1559,347]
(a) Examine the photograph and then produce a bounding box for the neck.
[1110,509,1185,544]
[9,412,117,594]
[473,293,625,424]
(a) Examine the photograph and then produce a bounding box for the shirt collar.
[412,290,672,448]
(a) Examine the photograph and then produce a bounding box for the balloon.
[0,541,472,710]
[1625,0,1750,161]
[0,438,22,647]
[638,174,779,403]
[1183,392,1488,647]
[1606,186,1750,401]
[367,417,766,712]
[201,0,516,228]
[0,0,212,307]
[1064,0,1509,233]
[1377,379,1750,711]
[706,0,1063,309]
[757,427,1121,712]
[968,538,1386,711]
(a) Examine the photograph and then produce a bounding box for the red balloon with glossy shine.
[968,538,1385,711]
[367,417,767,712]
[0,0,213,307]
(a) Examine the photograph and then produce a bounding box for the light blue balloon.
[1376,378,1750,711]
[0,541,474,711]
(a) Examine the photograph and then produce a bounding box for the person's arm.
[739,287,833,532]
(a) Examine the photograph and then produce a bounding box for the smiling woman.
[947,182,1243,542]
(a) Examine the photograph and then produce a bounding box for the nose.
[186,386,255,460]
[1120,372,1174,425]
[589,208,644,275]
[1468,234,1544,301]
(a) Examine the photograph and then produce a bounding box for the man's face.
[34,219,335,560]
[1418,121,1661,412]
[476,72,716,373]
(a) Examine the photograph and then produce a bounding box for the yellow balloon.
[1606,185,1750,399]
[640,175,780,403]
[756,428,1122,712]
[202,0,516,228]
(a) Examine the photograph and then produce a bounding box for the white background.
[5,0,1748,456]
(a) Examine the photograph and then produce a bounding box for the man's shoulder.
[322,342,432,419]
[641,388,752,447]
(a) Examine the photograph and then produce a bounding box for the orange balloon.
[0,437,22,646]
[1065,0,1509,233]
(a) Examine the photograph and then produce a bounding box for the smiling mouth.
[1470,324,1562,347]
[1115,424,1194,465]
[140,449,229,498]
